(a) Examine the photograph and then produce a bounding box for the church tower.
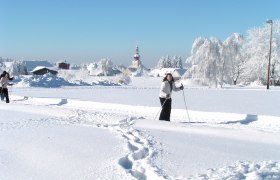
[132,45,141,69]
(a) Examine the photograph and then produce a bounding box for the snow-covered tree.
[186,20,280,87]
[165,55,172,68]
[186,37,206,81]
[157,55,183,69]
[97,58,113,76]
[156,57,164,69]
[10,60,28,75]
[221,33,244,85]
[241,21,280,84]
[0,58,27,75]
[171,56,183,68]
[186,37,222,87]
[156,56,167,69]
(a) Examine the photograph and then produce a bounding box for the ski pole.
[154,98,168,121]
[0,88,2,101]
[181,84,191,123]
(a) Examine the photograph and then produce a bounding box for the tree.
[157,55,183,69]
[156,56,166,69]
[186,37,222,87]
[241,21,280,84]
[11,60,28,75]
[171,56,183,68]
[186,20,280,86]
[166,55,172,68]
[97,58,113,76]
[221,33,244,85]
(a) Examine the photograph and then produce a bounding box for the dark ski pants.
[1,88,9,103]
[159,97,172,121]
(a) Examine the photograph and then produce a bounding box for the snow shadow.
[49,98,68,106]
[220,114,258,125]
[179,114,258,125]
[57,98,68,106]
[118,156,133,169]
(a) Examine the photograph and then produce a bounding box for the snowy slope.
[0,101,133,179]
[1,86,280,179]
[1,74,280,179]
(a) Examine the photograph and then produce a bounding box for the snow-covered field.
[1,76,280,179]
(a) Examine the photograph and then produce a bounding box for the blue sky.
[0,0,279,67]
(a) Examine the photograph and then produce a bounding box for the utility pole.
[266,19,273,89]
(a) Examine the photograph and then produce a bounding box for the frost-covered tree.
[156,56,166,69]
[186,20,280,87]
[221,33,244,85]
[0,58,27,75]
[242,27,269,83]
[157,55,183,69]
[177,56,183,68]
[210,37,223,87]
[186,37,207,82]
[171,56,183,68]
[97,58,113,76]
[10,60,28,75]
[165,55,172,68]
[241,21,280,84]
[271,53,280,83]
[186,37,222,87]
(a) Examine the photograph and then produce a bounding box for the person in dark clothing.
[158,73,183,121]
[0,71,13,103]
[0,71,7,101]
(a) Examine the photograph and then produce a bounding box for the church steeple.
[134,45,140,61]
[132,45,141,69]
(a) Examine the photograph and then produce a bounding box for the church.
[126,45,145,75]
[131,45,141,69]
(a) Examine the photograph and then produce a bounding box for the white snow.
[1,76,280,179]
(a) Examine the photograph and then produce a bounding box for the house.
[57,61,70,70]
[31,66,58,75]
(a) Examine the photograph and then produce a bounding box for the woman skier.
[159,73,183,121]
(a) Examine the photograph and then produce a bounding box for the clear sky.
[1,0,279,67]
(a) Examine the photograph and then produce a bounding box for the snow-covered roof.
[174,68,187,76]
[31,66,58,73]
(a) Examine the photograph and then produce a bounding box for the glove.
[180,85,184,90]
[166,94,170,98]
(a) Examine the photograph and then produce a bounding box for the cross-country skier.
[159,73,183,121]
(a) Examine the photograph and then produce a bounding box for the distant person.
[0,71,7,101]
[0,71,14,103]
[159,73,183,121]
